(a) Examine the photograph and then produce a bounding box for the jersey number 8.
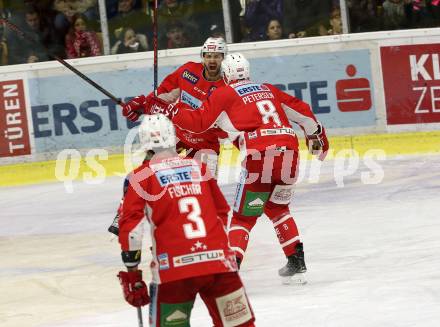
[256,100,282,126]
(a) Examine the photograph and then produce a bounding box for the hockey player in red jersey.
[121,36,228,157]
[108,37,229,236]
[117,114,255,326]
[142,53,329,283]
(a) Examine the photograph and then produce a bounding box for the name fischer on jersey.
[242,92,274,104]
[168,184,202,198]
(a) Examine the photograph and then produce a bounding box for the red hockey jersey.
[119,155,236,284]
[157,61,227,153]
[172,80,321,154]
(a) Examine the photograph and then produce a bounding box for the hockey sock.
[270,214,300,257]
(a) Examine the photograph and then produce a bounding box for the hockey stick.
[137,307,144,327]
[0,18,123,106]
[152,0,158,95]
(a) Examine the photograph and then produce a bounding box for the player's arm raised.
[121,66,183,122]
[146,88,226,133]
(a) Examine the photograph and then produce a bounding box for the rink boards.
[1,130,439,186]
[1,28,440,186]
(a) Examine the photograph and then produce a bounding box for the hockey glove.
[146,96,179,119]
[306,123,329,161]
[122,95,148,122]
[117,270,150,307]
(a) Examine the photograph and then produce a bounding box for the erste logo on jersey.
[182,70,199,84]
[234,83,270,96]
[155,165,202,186]
[181,90,203,109]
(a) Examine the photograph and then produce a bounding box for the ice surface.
[1,155,440,327]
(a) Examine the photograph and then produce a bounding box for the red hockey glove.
[306,123,329,161]
[122,95,148,122]
[145,96,179,119]
[117,270,150,307]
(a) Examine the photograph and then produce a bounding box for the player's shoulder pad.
[131,160,154,177]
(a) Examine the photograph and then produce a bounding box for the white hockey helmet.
[138,114,176,150]
[221,53,250,84]
[200,37,227,57]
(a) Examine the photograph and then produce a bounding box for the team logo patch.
[157,253,169,270]
[248,131,257,139]
[216,287,252,326]
[160,302,193,327]
[270,185,295,204]
[234,83,269,96]
[155,165,202,186]
[242,191,270,216]
[208,85,217,96]
[182,69,199,84]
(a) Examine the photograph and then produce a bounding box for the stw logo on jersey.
[182,70,199,84]
[173,250,225,267]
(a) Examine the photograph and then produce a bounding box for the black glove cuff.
[121,250,141,268]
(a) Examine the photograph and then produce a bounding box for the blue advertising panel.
[251,49,375,129]
[28,66,176,153]
[27,49,375,154]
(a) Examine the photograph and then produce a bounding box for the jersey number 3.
[179,197,207,239]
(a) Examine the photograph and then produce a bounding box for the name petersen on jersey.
[234,83,274,104]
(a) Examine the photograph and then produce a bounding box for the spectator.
[317,23,330,36]
[6,5,61,64]
[430,0,440,25]
[243,0,282,41]
[329,7,343,34]
[65,13,101,58]
[108,0,152,48]
[265,18,284,40]
[191,0,224,41]
[111,27,148,54]
[163,19,191,49]
[26,50,40,63]
[229,0,244,42]
[283,0,332,38]
[382,0,407,29]
[0,28,7,65]
[53,0,77,36]
[74,0,98,20]
[347,0,380,32]
[157,0,198,47]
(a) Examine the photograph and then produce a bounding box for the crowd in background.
[0,0,439,66]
